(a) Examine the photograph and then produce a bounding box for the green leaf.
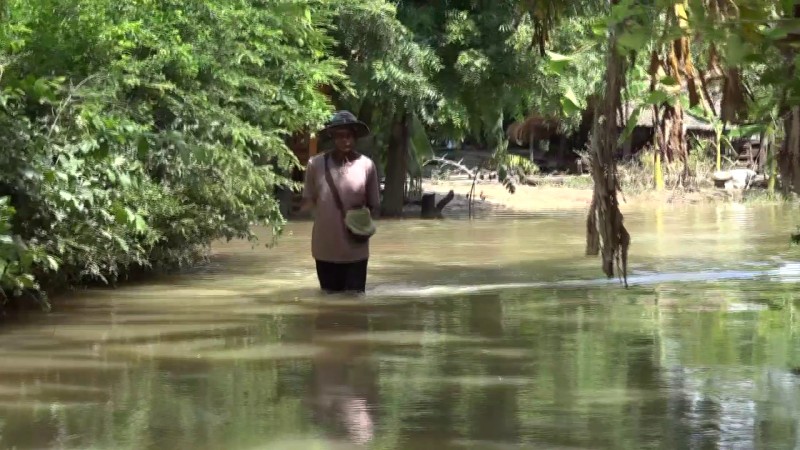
[114,236,130,252]
[45,255,60,271]
[134,216,148,233]
[591,18,608,37]
[58,190,74,202]
[561,87,582,115]
[780,0,795,16]
[660,76,679,86]
[497,165,508,182]
[112,205,128,224]
[408,113,434,178]
[618,106,643,145]
[760,24,791,41]
[32,78,49,100]
[137,136,149,159]
[725,34,748,66]
[545,51,573,75]
[19,273,35,289]
[617,29,650,51]
[119,173,132,187]
[728,124,765,139]
[643,90,670,105]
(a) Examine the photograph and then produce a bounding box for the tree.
[585,0,630,286]
[327,0,441,217]
[0,0,344,305]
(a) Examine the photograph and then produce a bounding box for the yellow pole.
[655,150,665,191]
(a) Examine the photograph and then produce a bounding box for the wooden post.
[420,190,455,219]
[528,130,535,163]
[420,193,437,218]
[309,133,318,159]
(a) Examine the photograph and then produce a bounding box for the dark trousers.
[315,259,369,293]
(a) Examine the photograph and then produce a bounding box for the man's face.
[332,127,356,153]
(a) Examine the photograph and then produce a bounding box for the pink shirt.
[303,152,381,262]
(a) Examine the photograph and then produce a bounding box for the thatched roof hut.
[618,102,715,133]
[505,115,561,145]
[505,99,717,146]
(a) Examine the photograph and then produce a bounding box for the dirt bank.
[411,176,768,218]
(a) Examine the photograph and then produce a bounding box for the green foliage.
[398,2,545,143]
[0,197,52,308]
[533,16,607,130]
[3,0,796,308]
[492,149,540,194]
[0,0,343,306]
[407,112,435,195]
[329,0,442,145]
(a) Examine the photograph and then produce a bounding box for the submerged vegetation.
[1,0,799,309]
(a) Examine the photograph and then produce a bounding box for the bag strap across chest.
[322,153,373,216]
[323,153,348,219]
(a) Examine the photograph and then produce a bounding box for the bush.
[0,0,344,309]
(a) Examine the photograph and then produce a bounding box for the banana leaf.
[407,112,434,179]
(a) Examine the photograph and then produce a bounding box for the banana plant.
[406,112,434,199]
[687,105,734,173]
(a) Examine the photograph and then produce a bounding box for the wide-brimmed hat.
[344,207,376,237]
[320,110,371,141]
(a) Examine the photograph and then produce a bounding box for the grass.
[561,144,796,208]
[615,147,717,195]
[426,143,794,209]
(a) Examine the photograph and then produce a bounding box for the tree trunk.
[779,106,800,195]
[420,190,455,219]
[357,99,375,129]
[528,130,535,163]
[622,136,632,160]
[382,111,409,217]
[763,129,776,194]
[420,193,436,218]
[659,103,690,186]
[586,8,630,286]
[658,104,687,164]
[779,1,800,196]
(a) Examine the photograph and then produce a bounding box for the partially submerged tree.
[585,0,630,286]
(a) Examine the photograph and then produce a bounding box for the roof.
[618,101,715,132]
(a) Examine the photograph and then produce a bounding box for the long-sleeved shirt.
[302,151,381,263]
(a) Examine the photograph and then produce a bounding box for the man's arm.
[366,160,381,218]
[299,159,316,212]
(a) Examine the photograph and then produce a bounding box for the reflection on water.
[0,204,799,449]
[311,307,376,446]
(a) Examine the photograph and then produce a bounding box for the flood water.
[1,204,800,449]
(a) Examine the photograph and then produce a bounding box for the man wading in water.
[300,111,380,293]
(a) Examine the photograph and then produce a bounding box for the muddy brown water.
[1,204,800,449]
